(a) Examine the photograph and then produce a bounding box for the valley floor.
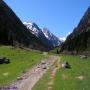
[1,46,90,90]
[33,55,90,90]
[8,56,57,90]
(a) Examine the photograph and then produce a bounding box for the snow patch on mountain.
[42,28,61,46]
[23,22,41,37]
[42,28,53,40]
[59,32,71,42]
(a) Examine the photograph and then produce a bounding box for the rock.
[37,66,40,68]
[61,63,66,68]
[17,77,23,80]
[41,60,46,64]
[42,67,47,69]
[80,55,87,59]
[0,57,10,64]
[61,62,71,69]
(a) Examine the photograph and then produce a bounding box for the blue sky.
[5,0,90,37]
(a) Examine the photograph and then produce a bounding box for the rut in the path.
[47,58,60,90]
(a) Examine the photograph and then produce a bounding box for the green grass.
[32,54,90,90]
[49,47,59,54]
[52,55,90,90]
[32,70,51,90]
[0,46,44,86]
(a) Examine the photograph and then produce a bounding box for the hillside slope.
[0,0,49,51]
[60,7,90,55]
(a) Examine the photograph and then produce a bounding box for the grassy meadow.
[53,55,90,90]
[33,54,90,90]
[0,46,44,86]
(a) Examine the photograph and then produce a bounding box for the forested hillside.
[60,7,90,55]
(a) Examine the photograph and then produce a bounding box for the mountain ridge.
[60,7,90,55]
[24,22,61,48]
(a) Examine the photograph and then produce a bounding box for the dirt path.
[47,57,60,90]
[7,56,58,90]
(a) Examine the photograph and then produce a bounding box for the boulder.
[0,57,10,64]
[80,55,87,59]
[61,62,71,69]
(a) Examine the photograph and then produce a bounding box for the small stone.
[17,77,23,80]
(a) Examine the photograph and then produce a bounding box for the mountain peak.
[43,28,53,39]
[24,22,61,48]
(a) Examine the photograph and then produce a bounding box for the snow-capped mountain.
[24,22,61,48]
[42,28,61,47]
[23,22,42,37]
[42,28,53,40]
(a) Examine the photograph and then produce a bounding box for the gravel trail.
[3,56,58,90]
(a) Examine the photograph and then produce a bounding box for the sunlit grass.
[33,54,90,90]
[0,46,44,86]
[52,55,90,90]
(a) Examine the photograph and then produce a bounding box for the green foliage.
[32,70,51,90]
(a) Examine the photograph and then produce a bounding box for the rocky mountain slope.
[24,22,61,48]
[60,7,90,55]
[0,0,50,51]
[43,28,61,47]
